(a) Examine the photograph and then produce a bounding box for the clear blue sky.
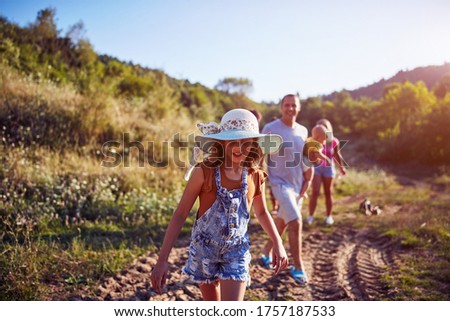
[1,0,450,102]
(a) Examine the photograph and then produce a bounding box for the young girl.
[307,119,346,225]
[151,109,288,301]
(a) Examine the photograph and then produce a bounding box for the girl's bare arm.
[333,144,346,175]
[151,167,204,293]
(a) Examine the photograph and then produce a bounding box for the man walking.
[260,94,309,284]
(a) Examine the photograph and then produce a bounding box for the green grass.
[338,167,450,300]
[0,212,196,300]
[334,167,399,196]
[380,255,449,300]
[2,148,449,300]
[0,235,138,300]
[0,144,195,300]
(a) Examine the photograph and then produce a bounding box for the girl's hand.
[271,243,289,274]
[340,167,346,176]
[150,260,169,294]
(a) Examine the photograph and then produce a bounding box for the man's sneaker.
[325,215,334,225]
[261,254,272,269]
[289,266,308,284]
[306,215,314,225]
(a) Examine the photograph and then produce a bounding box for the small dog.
[371,205,382,215]
[359,199,382,216]
[359,199,373,216]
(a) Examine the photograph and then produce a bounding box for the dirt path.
[71,197,402,301]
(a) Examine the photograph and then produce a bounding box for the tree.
[434,73,450,99]
[374,81,437,162]
[66,21,86,46]
[29,8,59,40]
[214,77,253,95]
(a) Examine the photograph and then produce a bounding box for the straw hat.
[195,108,282,154]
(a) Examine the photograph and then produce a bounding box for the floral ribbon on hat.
[184,122,219,181]
[197,122,219,135]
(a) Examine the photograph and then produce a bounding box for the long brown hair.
[202,139,263,172]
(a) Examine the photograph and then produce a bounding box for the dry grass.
[334,167,450,299]
[0,67,199,299]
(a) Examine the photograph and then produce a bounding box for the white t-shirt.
[262,119,308,193]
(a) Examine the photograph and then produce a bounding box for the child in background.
[303,125,331,166]
[151,109,288,301]
[307,119,347,226]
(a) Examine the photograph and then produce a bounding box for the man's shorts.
[270,184,304,224]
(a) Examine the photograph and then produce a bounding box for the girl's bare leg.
[220,279,247,301]
[199,281,220,301]
[323,177,334,216]
[308,174,322,216]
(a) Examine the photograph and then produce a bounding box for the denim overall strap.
[182,166,252,284]
[215,167,249,241]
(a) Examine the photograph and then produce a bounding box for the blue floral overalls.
[182,167,251,284]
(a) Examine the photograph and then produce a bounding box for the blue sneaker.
[289,266,308,284]
[261,254,272,269]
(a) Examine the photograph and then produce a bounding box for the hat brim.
[195,130,282,154]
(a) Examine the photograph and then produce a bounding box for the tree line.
[1,8,449,166]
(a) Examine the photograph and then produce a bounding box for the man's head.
[280,94,301,119]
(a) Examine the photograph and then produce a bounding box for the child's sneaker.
[306,215,314,225]
[325,215,334,225]
[261,254,272,269]
[289,266,308,284]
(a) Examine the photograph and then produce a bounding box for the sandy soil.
[69,195,404,301]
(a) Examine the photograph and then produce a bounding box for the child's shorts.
[314,164,336,178]
[182,234,251,285]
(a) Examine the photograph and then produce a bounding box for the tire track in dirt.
[72,223,398,301]
[306,229,353,300]
[305,227,396,301]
